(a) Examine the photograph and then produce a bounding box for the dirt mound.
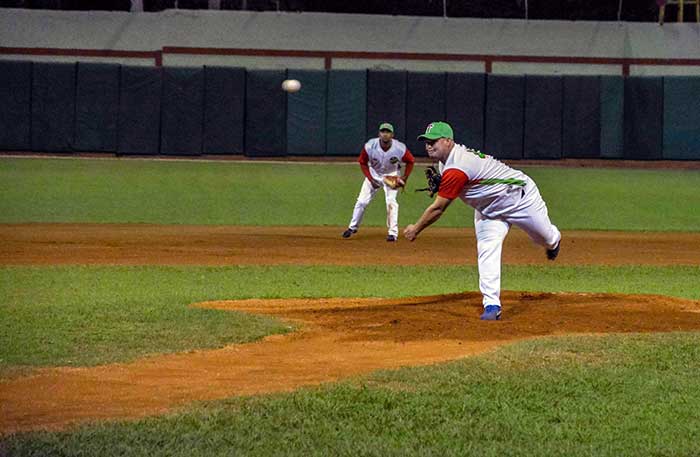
[2,291,699,435]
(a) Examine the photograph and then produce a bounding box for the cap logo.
[426,123,435,133]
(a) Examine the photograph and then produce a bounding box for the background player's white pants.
[474,179,561,308]
[348,177,399,236]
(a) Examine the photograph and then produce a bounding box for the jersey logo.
[389,157,399,164]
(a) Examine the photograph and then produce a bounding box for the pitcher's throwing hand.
[403,224,418,241]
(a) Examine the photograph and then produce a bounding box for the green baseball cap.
[378,122,394,132]
[417,121,454,141]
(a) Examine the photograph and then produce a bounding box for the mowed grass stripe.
[1,157,699,231]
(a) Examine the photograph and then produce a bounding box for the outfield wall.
[2,60,700,160]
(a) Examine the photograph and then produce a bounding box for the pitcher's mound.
[203,290,700,342]
[2,291,699,434]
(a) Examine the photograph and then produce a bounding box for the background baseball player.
[343,123,415,242]
[404,121,561,320]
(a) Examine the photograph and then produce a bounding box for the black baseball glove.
[415,165,441,197]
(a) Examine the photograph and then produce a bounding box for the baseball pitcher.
[405,121,561,320]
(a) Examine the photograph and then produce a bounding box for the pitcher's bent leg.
[509,180,561,250]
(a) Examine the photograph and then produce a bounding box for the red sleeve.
[401,149,415,180]
[358,148,373,181]
[437,169,469,200]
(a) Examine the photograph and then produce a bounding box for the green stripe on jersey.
[475,178,526,186]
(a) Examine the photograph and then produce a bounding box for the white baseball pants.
[348,177,399,237]
[474,179,561,307]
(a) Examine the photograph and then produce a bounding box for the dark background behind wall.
[0,0,665,23]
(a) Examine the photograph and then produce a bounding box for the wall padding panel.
[623,76,663,160]
[406,72,446,157]
[326,70,367,156]
[524,75,562,159]
[161,67,204,155]
[245,70,286,156]
[287,69,327,156]
[662,76,700,160]
[118,66,162,155]
[485,75,525,159]
[75,63,120,152]
[367,70,407,140]
[446,72,485,151]
[31,62,76,152]
[203,66,245,155]
[563,75,600,158]
[600,76,624,159]
[0,60,32,151]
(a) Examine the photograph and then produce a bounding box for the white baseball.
[281,79,301,93]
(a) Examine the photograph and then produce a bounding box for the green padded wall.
[663,76,700,160]
[31,62,76,152]
[406,72,446,157]
[0,60,32,151]
[287,69,327,156]
[446,72,486,152]
[485,74,525,159]
[600,76,624,159]
[326,70,367,156]
[75,63,120,152]
[203,66,245,155]
[245,70,286,156]
[161,67,205,155]
[563,75,600,158]
[524,75,563,159]
[623,76,663,160]
[118,66,162,155]
[367,70,407,140]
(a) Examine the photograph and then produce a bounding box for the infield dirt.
[1,224,699,434]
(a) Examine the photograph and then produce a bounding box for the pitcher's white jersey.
[363,138,408,178]
[438,144,529,217]
[435,142,560,308]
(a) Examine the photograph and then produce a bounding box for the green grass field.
[2,157,700,230]
[1,157,700,456]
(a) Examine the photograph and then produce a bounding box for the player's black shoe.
[546,240,561,261]
[342,228,357,238]
[386,235,397,242]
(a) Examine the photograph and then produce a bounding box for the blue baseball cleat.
[480,305,502,321]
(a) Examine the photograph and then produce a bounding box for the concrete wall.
[2,8,700,74]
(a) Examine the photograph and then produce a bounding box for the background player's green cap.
[378,122,394,132]
[417,121,453,141]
